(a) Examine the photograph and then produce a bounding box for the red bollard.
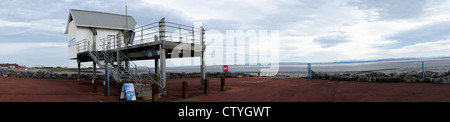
[204,79,209,94]
[182,81,188,99]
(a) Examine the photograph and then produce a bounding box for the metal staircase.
[80,38,162,97]
[75,19,204,98]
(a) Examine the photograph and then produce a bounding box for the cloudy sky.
[1,0,450,67]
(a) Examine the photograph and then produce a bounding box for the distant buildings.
[0,63,20,69]
[0,64,66,69]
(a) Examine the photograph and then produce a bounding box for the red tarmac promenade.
[1,77,450,102]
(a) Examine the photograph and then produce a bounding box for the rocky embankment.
[0,69,96,80]
[312,70,450,83]
[0,69,262,80]
[8,68,448,84]
[165,72,260,78]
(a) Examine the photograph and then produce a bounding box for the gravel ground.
[1,77,450,102]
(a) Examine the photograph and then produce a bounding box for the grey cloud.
[0,43,71,67]
[350,0,427,21]
[313,34,351,48]
[0,0,185,39]
[384,21,450,49]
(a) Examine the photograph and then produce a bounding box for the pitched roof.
[64,9,137,34]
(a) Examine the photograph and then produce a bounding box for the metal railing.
[114,46,162,88]
[96,20,204,51]
[163,21,203,44]
[99,39,163,94]
[133,22,159,45]
[77,20,204,53]
[98,38,162,88]
[76,39,88,52]
[84,39,122,82]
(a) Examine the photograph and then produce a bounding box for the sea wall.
[3,69,449,84]
[311,70,450,83]
[0,69,264,80]
[0,70,106,80]
[124,72,264,79]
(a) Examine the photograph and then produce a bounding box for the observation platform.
[71,17,206,97]
[75,18,205,62]
[76,40,205,62]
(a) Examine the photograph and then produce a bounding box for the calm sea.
[161,59,450,73]
[61,59,450,77]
